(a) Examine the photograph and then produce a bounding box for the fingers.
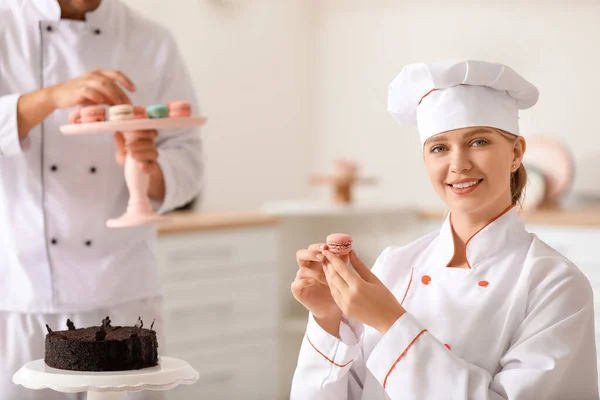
[122,130,159,141]
[113,132,126,149]
[349,250,378,283]
[118,131,159,161]
[126,139,157,153]
[290,279,315,301]
[323,259,348,290]
[87,77,130,105]
[296,243,330,276]
[323,263,345,302]
[138,161,158,175]
[296,266,326,286]
[113,132,126,165]
[80,86,106,105]
[97,69,136,92]
[291,278,315,291]
[296,248,324,269]
[129,149,159,164]
[322,249,358,286]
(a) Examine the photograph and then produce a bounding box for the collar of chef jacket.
[434,205,527,269]
[30,0,113,29]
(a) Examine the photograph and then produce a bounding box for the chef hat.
[387,60,539,146]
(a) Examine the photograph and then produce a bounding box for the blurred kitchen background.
[120,0,600,398]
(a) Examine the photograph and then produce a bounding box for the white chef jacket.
[0,0,202,313]
[291,207,599,399]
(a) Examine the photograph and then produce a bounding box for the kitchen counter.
[157,211,281,235]
[418,206,600,226]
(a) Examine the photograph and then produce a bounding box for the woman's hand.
[322,249,406,335]
[291,244,342,337]
[114,130,159,174]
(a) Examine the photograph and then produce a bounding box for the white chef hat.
[387,60,539,146]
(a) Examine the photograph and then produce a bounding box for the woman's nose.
[449,149,472,173]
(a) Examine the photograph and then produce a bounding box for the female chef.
[290,60,599,399]
[0,1,202,399]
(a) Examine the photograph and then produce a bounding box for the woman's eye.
[431,145,446,153]
[471,139,488,147]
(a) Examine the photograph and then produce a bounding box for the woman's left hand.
[322,249,406,335]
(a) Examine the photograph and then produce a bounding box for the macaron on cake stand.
[60,107,206,228]
[12,356,198,400]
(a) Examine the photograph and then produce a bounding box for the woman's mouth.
[447,179,483,195]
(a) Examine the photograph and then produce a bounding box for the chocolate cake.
[44,316,158,371]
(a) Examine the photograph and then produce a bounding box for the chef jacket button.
[46,25,53,32]
[444,344,451,350]
[94,28,101,35]
[85,240,92,247]
[50,238,58,245]
[421,275,431,285]
[479,280,489,287]
[50,165,58,172]
[90,166,97,174]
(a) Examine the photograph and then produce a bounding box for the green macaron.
[146,104,168,119]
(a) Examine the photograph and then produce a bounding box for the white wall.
[315,0,600,208]
[121,0,317,211]
[120,0,600,211]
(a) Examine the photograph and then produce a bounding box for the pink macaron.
[326,233,353,256]
[68,109,81,124]
[133,106,147,119]
[80,106,106,123]
[168,100,192,117]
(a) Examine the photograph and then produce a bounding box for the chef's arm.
[1,70,135,156]
[290,248,392,399]
[367,265,596,399]
[17,89,56,140]
[290,313,365,400]
[0,90,53,156]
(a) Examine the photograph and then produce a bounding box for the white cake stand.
[59,117,207,228]
[12,356,198,400]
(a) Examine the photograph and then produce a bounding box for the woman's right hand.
[291,244,342,334]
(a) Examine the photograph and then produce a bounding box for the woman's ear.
[513,136,526,167]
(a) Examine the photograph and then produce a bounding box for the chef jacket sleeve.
[290,313,366,400]
[0,94,27,157]
[151,33,203,213]
[289,249,396,399]
[366,258,598,399]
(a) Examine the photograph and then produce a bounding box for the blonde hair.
[495,129,527,206]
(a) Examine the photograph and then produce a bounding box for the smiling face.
[423,126,526,218]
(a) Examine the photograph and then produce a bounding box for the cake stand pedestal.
[12,356,198,400]
[59,117,207,228]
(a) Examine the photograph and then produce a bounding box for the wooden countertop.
[157,211,280,235]
[418,206,600,227]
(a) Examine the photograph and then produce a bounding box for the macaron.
[326,233,353,256]
[146,104,168,119]
[108,104,134,121]
[80,106,106,123]
[133,106,147,119]
[168,100,192,117]
[68,109,81,124]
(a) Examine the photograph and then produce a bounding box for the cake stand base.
[12,356,198,400]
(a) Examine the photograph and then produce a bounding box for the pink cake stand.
[59,117,207,228]
[12,356,198,400]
